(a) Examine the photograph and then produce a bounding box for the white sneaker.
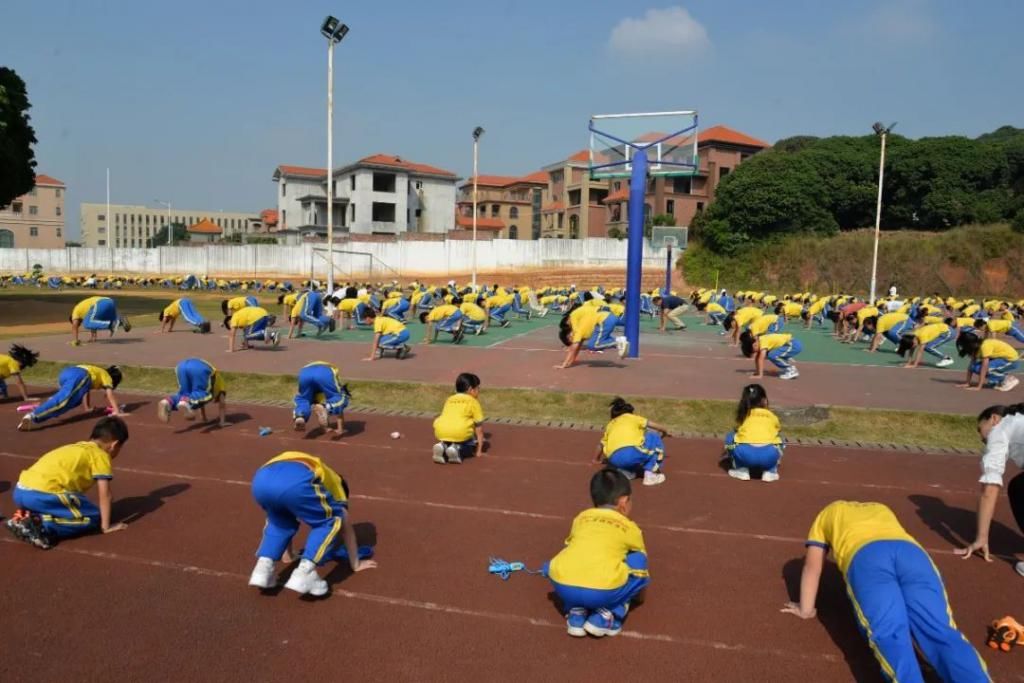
[17,415,34,432]
[616,336,630,359]
[248,557,277,589]
[936,357,954,368]
[1015,561,1024,579]
[177,400,196,421]
[762,471,780,483]
[157,399,172,423]
[642,471,666,486]
[432,442,447,464]
[284,559,328,597]
[728,468,751,481]
[270,331,280,347]
[997,376,1020,392]
[312,404,329,430]
[445,444,462,464]
[293,416,306,431]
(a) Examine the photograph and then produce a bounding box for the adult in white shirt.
[957,403,1024,577]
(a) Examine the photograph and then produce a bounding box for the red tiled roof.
[360,154,456,178]
[260,209,279,226]
[455,215,504,230]
[187,218,223,234]
[516,170,549,185]
[462,175,522,188]
[541,202,564,214]
[568,150,591,163]
[602,188,629,204]
[698,125,769,148]
[276,165,327,178]
[34,174,65,187]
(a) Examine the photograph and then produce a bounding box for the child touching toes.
[724,384,784,482]
[544,469,650,638]
[594,397,668,486]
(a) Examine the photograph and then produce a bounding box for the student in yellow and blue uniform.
[740,331,803,380]
[723,304,763,346]
[724,384,784,482]
[557,304,627,369]
[70,295,131,345]
[783,501,990,683]
[420,303,465,344]
[248,451,377,597]
[594,397,668,486]
[221,294,258,318]
[484,290,514,328]
[897,319,955,368]
[867,311,913,352]
[293,361,351,435]
[747,312,783,337]
[364,309,411,360]
[544,469,650,638]
[432,373,484,464]
[157,358,228,426]
[291,289,335,336]
[974,316,1024,345]
[955,334,1020,392]
[382,293,411,322]
[158,297,209,333]
[19,364,124,431]
[458,297,488,335]
[6,417,130,549]
[278,290,300,324]
[225,305,279,352]
[0,343,39,402]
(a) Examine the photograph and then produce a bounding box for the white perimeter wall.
[0,239,667,279]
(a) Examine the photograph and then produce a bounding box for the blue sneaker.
[566,608,587,637]
[583,608,621,637]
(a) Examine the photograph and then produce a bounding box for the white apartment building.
[80,204,263,247]
[272,154,458,237]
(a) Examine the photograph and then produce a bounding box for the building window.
[719,167,731,180]
[673,177,692,194]
[350,175,356,191]
[98,227,106,234]
[696,202,705,213]
[509,225,518,239]
[11,202,22,214]
[509,207,519,219]
[29,226,39,237]
[614,181,622,191]
[372,202,396,222]
[98,239,106,246]
[281,209,286,227]
[491,205,500,217]
[98,214,106,221]
[415,181,422,190]
[372,173,396,193]
[666,199,675,215]
[56,188,61,198]
[0,229,13,248]
[281,182,286,197]
[29,205,38,215]
[57,228,62,237]
[350,204,355,222]
[415,209,421,217]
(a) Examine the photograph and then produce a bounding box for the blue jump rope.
[488,557,546,581]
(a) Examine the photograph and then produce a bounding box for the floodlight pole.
[471,126,484,289]
[869,125,891,304]
[624,149,648,359]
[321,16,349,295]
[155,199,172,246]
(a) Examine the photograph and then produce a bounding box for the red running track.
[1,394,1023,682]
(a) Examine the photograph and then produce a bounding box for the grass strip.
[24,361,980,453]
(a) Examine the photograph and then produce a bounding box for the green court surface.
[297,312,561,348]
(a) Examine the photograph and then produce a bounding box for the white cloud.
[609,7,711,58]
[863,0,938,46]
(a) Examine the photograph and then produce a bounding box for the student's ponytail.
[955,332,981,358]
[736,383,768,424]
[739,330,757,358]
[896,334,916,358]
[609,397,634,418]
[220,300,229,316]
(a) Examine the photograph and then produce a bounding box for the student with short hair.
[593,397,668,486]
[6,417,130,548]
[158,297,210,334]
[652,294,688,331]
[420,304,465,344]
[896,320,954,368]
[545,469,650,638]
[157,358,228,426]
[248,451,377,596]
[956,333,1020,392]
[19,364,125,430]
[225,306,279,353]
[556,305,627,369]
[363,308,411,360]
[0,343,39,402]
[784,501,990,682]
[724,384,783,482]
[723,305,763,347]
[740,331,803,380]
[432,373,484,464]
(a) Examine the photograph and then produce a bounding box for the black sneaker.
[501,320,511,328]
[453,328,465,344]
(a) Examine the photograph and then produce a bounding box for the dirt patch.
[937,261,968,292]
[981,258,1010,293]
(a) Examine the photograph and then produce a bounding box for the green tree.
[0,67,38,206]
[1013,208,1024,234]
[147,223,189,247]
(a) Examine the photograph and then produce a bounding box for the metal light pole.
[155,199,172,246]
[106,168,111,250]
[868,121,896,304]
[471,126,484,289]
[321,15,349,294]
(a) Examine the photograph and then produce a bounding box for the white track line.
[0,537,842,665]
[0,452,989,558]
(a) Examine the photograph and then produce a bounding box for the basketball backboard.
[650,226,688,251]
[589,111,699,180]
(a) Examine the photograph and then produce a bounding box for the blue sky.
[3,0,1022,238]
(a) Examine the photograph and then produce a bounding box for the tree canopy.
[694,127,1024,253]
[0,67,38,207]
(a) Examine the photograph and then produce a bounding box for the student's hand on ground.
[955,540,992,562]
[966,386,982,392]
[353,559,378,572]
[750,373,762,378]
[102,523,128,534]
[780,602,816,619]
[956,383,971,389]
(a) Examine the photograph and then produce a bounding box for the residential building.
[454,171,548,239]
[80,204,262,247]
[0,174,66,248]
[602,125,769,236]
[187,218,222,244]
[539,151,611,239]
[272,154,458,238]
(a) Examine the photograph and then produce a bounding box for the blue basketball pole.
[664,244,673,295]
[624,149,648,359]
